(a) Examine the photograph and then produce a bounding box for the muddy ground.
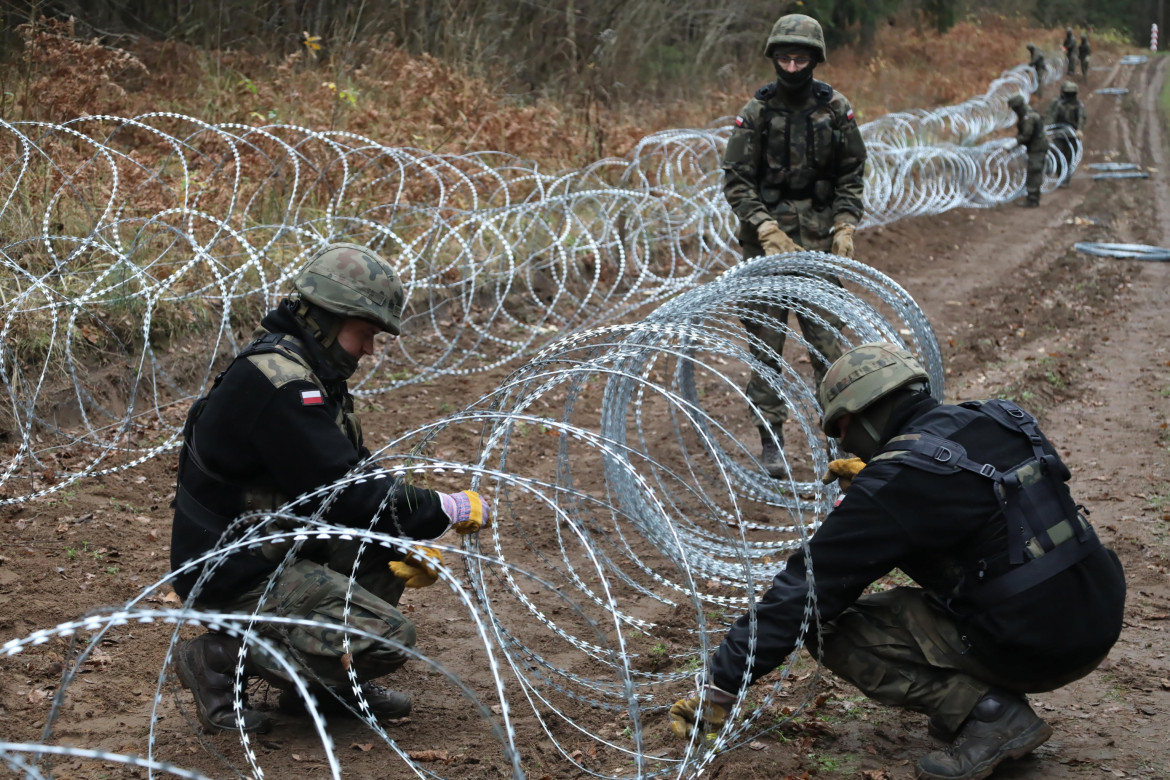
[2,56,1169,779]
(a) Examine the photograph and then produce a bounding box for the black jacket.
[170,301,448,602]
[710,394,1125,692]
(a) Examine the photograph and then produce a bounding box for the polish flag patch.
[734,115,745,127]
[846,110,854,120]
[301,389,324,406]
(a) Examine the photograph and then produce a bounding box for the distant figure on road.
[1079,34,1092,80]
[670,342,1126,780]
[721,12,867,477]
[1062,28,1077,74]
[1026,43,1047,96]
[1009,94,1049,207]
[1047,82,1087,188]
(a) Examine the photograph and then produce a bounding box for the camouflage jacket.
[1062,34,1077,56]
[1046,97,1086,131]
[1016,107,1049,154]
[170,299,448,602]
[722,78,867,248]
[1030,50,1047,75]
[1079,40,1091,60]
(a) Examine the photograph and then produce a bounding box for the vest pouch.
[809,110,835,169]
[812,179,834,209]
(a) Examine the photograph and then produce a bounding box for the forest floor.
[2,54,1169,780]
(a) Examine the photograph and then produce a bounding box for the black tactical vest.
[869,399,1102,607]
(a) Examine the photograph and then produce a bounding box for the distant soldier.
[721,13,867,475]
[1079,35,1091,79]
[1009,94,1049,207]
[1062,28,1077,75]
[1046,82,1086,188]
[1026,43,1047,96]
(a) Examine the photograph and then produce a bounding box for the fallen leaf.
[748,741,767,751]
[408,749,450,762]
[341,652,352,670]
[350,743,373,752]
[291,754,303,762]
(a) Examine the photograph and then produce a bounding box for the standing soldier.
[170,243,491,733]
[721,13,867,476]
[1008,94,1049,207]
[1026,43,1047,96]
[1079,34,1092,80]
[1062,28,1077,75]
[1046,82,1087,188]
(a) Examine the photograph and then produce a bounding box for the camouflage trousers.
[739,237,844,427]
[1081,56,1090,79]
[200,541,415,690]
[814,587,1100,735]
[1025,151,1047,201]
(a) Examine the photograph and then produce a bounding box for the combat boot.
[757,424,786,478]
[916,691,1052,780]
[176,633,272,733]
[280,680,412,720]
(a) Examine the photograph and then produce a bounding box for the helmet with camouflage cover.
[819,342,930,437]
[294,242,405,335]
[1026,42,1037,51]
[1007,94,1026,110]
[1061,81,1078,95]
[764,14,827,64]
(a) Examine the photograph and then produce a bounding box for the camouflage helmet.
[818,342,930,436]
[1026,42,1037,51]
[1061,81,1079,95]
[764,14,827,64]
[293,242,405,335]
[1007,94,1026,109]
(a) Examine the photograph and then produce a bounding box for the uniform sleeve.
[251,378,449,540]
[1077,101,1087,131]
[1016,117,1031,146]
[830,94,867,225]
[708,476,914,693]
[721,99,772,228]
[1045,101,1058,124]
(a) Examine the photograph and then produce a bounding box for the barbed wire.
[0,47,1091,779]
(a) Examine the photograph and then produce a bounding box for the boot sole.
[917,720,1053,780]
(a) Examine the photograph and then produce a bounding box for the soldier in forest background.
[1062,28,1077,75]
[1008,94,1049,207]
[1026,43,1047,96]
[1046,82,1086,188]
[1079,34,1091,80]
[720,13,867,477]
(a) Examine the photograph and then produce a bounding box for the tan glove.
[389,546,443,588]
[1075,130,1084,139]
[830,223,856,259]
[668,696,729,738]
[756,219,798,255]
[439,490,492,534]
[822,457,867,492]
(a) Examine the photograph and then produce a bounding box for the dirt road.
[2,56,1169,779]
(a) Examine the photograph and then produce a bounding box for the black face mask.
[775,62,814,90]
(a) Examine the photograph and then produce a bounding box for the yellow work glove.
[389,546,443,588]
[1075,130,1084,140]
[830,223,856,259]
[669,685,735,738]
[756,219,798,256]
[822,457,867,492]
[439,490,492,534]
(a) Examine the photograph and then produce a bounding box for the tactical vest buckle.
[931,445,953,463]
[979,463,997,477]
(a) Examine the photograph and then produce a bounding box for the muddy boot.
[176,633,272,733]
[280,681,412,720]
[757,424,786,478]
[916,691,1052,780]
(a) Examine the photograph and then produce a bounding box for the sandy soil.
[2,56,1169,779]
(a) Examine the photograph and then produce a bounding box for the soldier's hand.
[757,220,798,256]
[1075,130,1084,139]
[668,684,736,738]
[830,223,856,259]
[389,546,443,588]
[440,490,492,534]
[822,457,866,492]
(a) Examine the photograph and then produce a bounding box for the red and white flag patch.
[734,115,745,127]
[301,389,324,406]
[846,110,854,121]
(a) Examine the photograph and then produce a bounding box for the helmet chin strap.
[294,299,360,379]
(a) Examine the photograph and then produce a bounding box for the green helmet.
[764,14,827,64]
[1061,81,1078,95]
[819,342,930,436]
[1026,42,1037,51]
[293,242,405,335]
[1007,94,1025,109]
